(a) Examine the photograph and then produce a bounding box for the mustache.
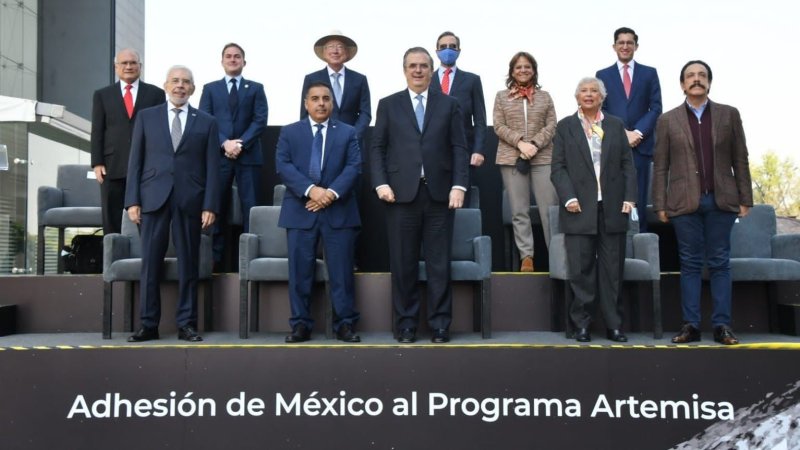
[690,82,706,89]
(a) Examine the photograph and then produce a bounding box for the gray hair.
[114,48,141,64]
[165,65,194,84]
[574,77,607,100]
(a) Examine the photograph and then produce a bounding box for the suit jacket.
[493,88,556,166]
[596,62,662,156]
[551,113,637,234]
[90,81,165,179]
[300,67,371,140]
[430,67,487,155]
[370,89,469,203]
[124,104,220,215]
[652,100,753,217]
[276,119,362,230]
[198,77,268,166]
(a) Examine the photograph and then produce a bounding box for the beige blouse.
[493,89,557,166]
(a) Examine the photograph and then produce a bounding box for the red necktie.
[441,68,451,95]
[123,84,134,118]
[622,64,632,98]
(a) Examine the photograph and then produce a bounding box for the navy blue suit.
[199,77,268,261]
[124,103,220,329]
[596,62,661,230]
[300,67,371,141]
[370,88,469,330]
[430,67,487,156]
[276,118,361,330]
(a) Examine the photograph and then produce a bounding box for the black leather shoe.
[671,323,701,344]
[575,328,591,342]
[336,323,361,343]
[285,324,311,343]
[177,325,203,342]
[397,328,416,344]
[431,328,450,343]
[606,329,628,342]
[128,327,159,342]
[713,325,739,345]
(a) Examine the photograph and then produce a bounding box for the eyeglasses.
[438,43,458,50]
[615,40,636,47]
[116,61,140,66]
[324,44,345,51]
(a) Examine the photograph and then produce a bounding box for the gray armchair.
[37,164,102,274]
[548,205,662,338]
[419,208,492,338]
[101,214,213,339]
[723,204,800,332]
[238,206,331,339]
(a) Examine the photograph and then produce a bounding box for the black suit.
[550,113,637,330]
[430,67,486,156]
[91,81,165,233]
[370,88,469,330]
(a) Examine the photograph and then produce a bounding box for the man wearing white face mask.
[430,31,487,171]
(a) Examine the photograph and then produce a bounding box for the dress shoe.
[397,328,416,344]
[671,323,701,344]
[128,327,159,342]
[285,324,311,343]
[713,325,739,345]
[431,328,450,343]
[606,329,628,342]
[177,325,203,342]
[575,328,591,342]
[520,256,534,272]
[336,323,361,343]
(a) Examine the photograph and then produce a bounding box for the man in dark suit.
[430,31,487,170]
[370,47,469,344]
[596,27,661,231]
[551,77,637,343]
[199,43,268,269]
[125,66,220,343]
[91,48,165,234]
[300,31,370,145]
[652,60,753,346]
[277,82,362,343]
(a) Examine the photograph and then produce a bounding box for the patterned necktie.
[332,72,343,107]
[171,108,182,151]
[623,64,632,98]
[229,78,239,112]
[123,84,134,118]
[309,123,324,183]
[414,94,425,132]
[441,68,452,95]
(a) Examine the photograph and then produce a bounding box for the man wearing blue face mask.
[430,31,487,175]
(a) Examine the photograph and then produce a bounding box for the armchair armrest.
[632,232,660,279]
[37,186,63,225]
[772,234,800,263]
[239,233,260,279]
[548,233,568,280]
[102,234,131,281]
[472,235,492,279]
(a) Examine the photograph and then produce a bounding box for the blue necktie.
[414,94,425,132]
[229,78,239,113]
[332,72,343,107]
[309,123,323,184]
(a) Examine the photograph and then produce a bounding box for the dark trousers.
[139,195,201,329]
[212,159,262,262]
[565,202,626,330]
[286,220,360,331]
[670,192,737,328]
[101,177,126,234]
[386,182,453,330]
[633,150,652,232]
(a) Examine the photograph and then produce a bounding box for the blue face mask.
[436,48,460,66]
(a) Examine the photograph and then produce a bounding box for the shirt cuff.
[452,185,467,192]
[304,185,315,197]
[375,184,389,192]
[633,129,643,137]
[328,188,340,199]
[565,198,578,207]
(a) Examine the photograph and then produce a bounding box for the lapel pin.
[245,84,249,89]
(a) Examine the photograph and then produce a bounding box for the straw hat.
[313,30,358,62]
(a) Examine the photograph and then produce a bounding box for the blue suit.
[276,118,361,330]
[300,67,371,141]
[596,62,661,230]
[124,103,220,329]
[199,77,268,261]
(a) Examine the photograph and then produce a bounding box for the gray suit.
[551,113,637,329]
